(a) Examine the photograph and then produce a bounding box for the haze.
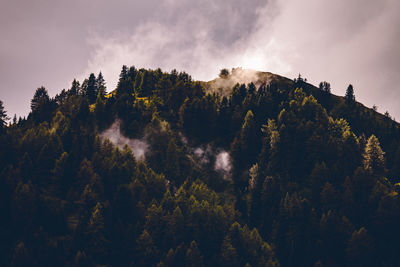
[1,0,399,120]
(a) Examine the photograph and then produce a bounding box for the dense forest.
[1,66,400,266]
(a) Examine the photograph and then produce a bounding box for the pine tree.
[10,241,30,267]
[70,79,80,95]
[220,237,238,266]
[87,202,109,261]
[31,86,50,112]
[12,114,17,125]
[0,100,9,129]
[346,227,375,266]
[345,84,355,104]
[240,110,258,159]
[186,240,204,267]
[363,135,386,175]
[136,230,158,266]
[96,72,106,97]
[116,65,132,97]
[138,71,149,96]
[85,73,97,104]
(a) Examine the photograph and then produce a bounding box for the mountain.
[1,66,400,266]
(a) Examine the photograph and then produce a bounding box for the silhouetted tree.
[219,68,230,79]
[84,73,97,103]
[345,84,355,103]
[70,79,80,95]
[319,81,331,93]
[96,72,107,97]
[0,100,9,130]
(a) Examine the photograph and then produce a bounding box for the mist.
[214,151,232,180]
[192,145,232,180]
[206,68,276,96]
[100,119,148,160]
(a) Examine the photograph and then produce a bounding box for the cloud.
[83,0,400,119]
[82,0,284,89]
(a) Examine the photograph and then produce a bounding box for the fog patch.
[206,68,275,96]
[193,145,213,165]
[214,150,232,180]
[191,144,232,180]
[100,119,148,160]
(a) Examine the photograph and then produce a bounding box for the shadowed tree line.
[0,66,400,266]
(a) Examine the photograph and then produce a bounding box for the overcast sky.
[1,0,399,120]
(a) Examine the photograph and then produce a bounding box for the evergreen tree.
[138,71,150,96]
[96,72,107,97]
[346,227,375,266]
[116,65,132,97]
[136,230,159,266]
[319,81,331,93]
[186,240,204,267]
[70,79,80,95]
[0,100,9,129]
[345,84,355,103]
[31,86,50,112]
[363,134,386,175]
[86,202,109,263]
[85,73,97,103]
[10,242,30,267]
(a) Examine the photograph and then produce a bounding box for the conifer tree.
[31,86,50,112]
[346,227,375,266]
[96,72,106,97]
[345,84,355,104]
[0,100,9,130]
[363,134,386,175]
[186,240,204,267]
[70,79,80,95]
[85,73,97,104]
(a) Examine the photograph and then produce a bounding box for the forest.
[1,66,400,266]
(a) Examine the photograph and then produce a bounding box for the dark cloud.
[1,0,400,121]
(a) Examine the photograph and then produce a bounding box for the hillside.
[1,66,400,266]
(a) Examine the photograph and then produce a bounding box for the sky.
[1,0,400,120]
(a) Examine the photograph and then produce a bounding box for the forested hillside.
[1,66,400,266]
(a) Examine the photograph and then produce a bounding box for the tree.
[320,182,339,211]
[165,139,181,184]
[186,240,204,267]
[30,86,53,123]
[0,100,9,129]
[87,202,109,261]
[136,230,159,266]
[239,110,259,162]
[219,68,230,79]
[10,241,30,267]
[96,72,107,97]
[94,92,107,128]
[346,227,375,266]
[138,71,154,97]
[345,84,355,103]
[220,237,238,266]
[319,81,331,93]
[363,135,386,175]
[85,73,97,103]
[31,86,50,112]
[70,79,80,96]
[52,152,72,196]
[116,65,132,98]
